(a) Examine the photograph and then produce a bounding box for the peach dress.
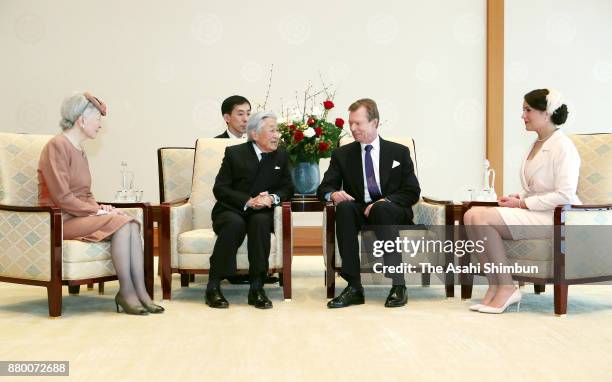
[38,134,133,242]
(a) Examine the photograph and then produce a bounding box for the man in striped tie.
[317,99,421,308]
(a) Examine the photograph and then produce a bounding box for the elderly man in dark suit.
[206,111,293,309]
[215,95,251,139]
[317,98,421,308]
[215,95,279,285]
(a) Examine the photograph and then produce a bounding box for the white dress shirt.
[226,129,243,139]
[252,142,264,160]
[360,135,382,203]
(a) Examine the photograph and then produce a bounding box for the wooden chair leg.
[87,283,94,290]
[189,274,195,282]
[444,254,455,298]
[180,274,190,287]
[161,268,172,300]
[534,284,546,294]
[278,272,283,286]
[326,269,335,298]
[98,282,105,295]
[47,284,62,317]
[459,254,473,299]
[445,284,455,298]
[282,270,291,300]
[421,272,431,287]
[68,285,80,295]
[461,284,473,299]
[554,284,568,315]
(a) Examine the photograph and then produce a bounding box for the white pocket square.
[274,166,281,170]
[392,160,400,169]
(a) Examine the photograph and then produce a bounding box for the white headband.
[546,88,564,116]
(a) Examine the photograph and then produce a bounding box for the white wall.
[504,0,612,194]
[0,0,485,205]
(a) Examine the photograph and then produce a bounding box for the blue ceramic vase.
[290,162,320,195]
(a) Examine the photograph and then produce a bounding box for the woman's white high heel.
[478,288,522,314]
[469,304,484,311]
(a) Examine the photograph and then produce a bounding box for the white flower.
[303,127,316,138]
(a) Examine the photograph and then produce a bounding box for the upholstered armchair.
[0,132,154,317]
[159,138,293,300]
[157,146,195,285]
[460,133,612,315]
[323,137,456,298]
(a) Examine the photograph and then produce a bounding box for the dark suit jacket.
[212,142,294,219]
[317,137,420,219]
[215,131,230,138]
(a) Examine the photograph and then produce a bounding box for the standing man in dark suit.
[206,111,294,309]
[317,98,421,308]
[215,95,251,139]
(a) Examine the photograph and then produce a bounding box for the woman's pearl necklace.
[536,128,559,142]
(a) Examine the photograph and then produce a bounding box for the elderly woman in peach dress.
[38,92,163,315]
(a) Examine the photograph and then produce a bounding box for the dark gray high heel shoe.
[140,301,165,314]
[115,293,148,315]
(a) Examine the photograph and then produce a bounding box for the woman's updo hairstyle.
[524,88,569,126]
[59,93,101,131]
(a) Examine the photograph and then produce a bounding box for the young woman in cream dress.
[463,89,580,314]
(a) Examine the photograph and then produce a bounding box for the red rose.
[293,130,304,142]
[323,100,334,110]
[307,117,316,127]
[314,127,323,137]
[288,124,296,131]
[335,118,345,128]
[318,141,330,152]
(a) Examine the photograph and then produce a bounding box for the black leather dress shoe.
[248,289,273,309]
[227,274,280,285]
[226,274,250,284]
[384,285,407,308]
[205,288,229,308]
[327,286,365,308]
[264,275,280,284]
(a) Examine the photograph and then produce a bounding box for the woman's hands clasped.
[498,194,522,208]
[99,204,127,216]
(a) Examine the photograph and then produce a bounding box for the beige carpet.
[1,256,612,382]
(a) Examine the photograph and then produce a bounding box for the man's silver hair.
[59,92,100,131]
[246,111,277,141]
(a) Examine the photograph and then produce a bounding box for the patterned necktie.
[364,145,382,201]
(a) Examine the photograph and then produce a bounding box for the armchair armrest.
[555,204,612,281]
[462,201,499,208]
[555,204,612,225]
[414,197,453,226]
[422,196,453,205]
[0,204,62,283]
[0,203,62,214]
[160,201,192,267]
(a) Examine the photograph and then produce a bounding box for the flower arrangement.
[278,98,346,164]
